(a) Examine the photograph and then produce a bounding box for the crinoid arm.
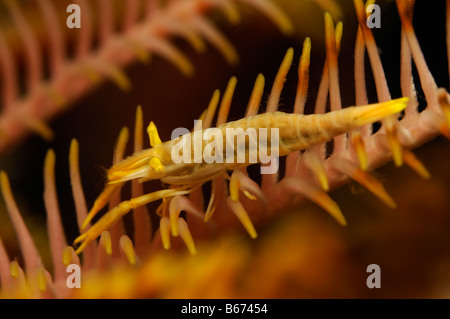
[0,0,293,154]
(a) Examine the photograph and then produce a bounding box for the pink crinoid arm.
[0,0,293,154]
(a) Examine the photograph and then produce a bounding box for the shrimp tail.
[275,97,409,154]
[353,97,409,126]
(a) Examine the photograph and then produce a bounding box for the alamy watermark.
[66,264,81,289]
[170,120,280,174]
[66,4,81,29]
[366,264,381,288]
[66,3,382,30]
[367,4,381,29]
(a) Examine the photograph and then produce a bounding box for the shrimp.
[73,24,413,254]
[73,94,408,254]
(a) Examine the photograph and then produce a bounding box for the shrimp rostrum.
[74,43,409,255]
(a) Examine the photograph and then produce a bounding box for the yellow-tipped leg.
[114,127,129,163]
[230,170,259,200]
[119,235,137,265]
[83,183,124,229]
[74,234,90,255]
[75,202,129,254]
[62,246,73,267]
[76,201,134,255]
[126,39,151,64]
[36,267,47,292]
[222,2,240,25]
[246,74,265,117]
[9,260,19,279]
[227,170,261,237]
[22,115,54,141]
[403,149,431,179]
[294,37,311,114]
[202,90,221,129]
[204,180,216,222]
[196,109,207,122]
[312,190,346,226]
[386,125,403,167]
[8,259,26,293]
[229,171,241,202]
[217,77,238,125]
[75,187,192,254]
[62,246,79,267]
[178,218,197,255]
[9,260,25,285]
[204,204,216,223]
[267,47,294,112]
[443,105,450,132]
[351,132,369,171]
[100,231,112,256]
[440,123,450,140]
[83,60,131,92]
[355,169,396,208]
[169,195,205,236]
[280,177,346,226]
[331,157,396,209]
[186,32,207,53]
[438,88,450,138]
[101,62,132,92]
[303,151,330,192]
[147,121,162,147]
[227,198,257,238]
[169,202,181,237]
[247,0,294,36]
[160,217,171,250]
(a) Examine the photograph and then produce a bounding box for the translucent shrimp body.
[108,99,408,186]
[74,96,408,254]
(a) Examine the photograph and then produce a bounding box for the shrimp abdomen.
[233,97,409,155]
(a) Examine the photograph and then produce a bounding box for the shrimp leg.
[82,182,125,229]
[74,186,192,254]
[227,170,260,238]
